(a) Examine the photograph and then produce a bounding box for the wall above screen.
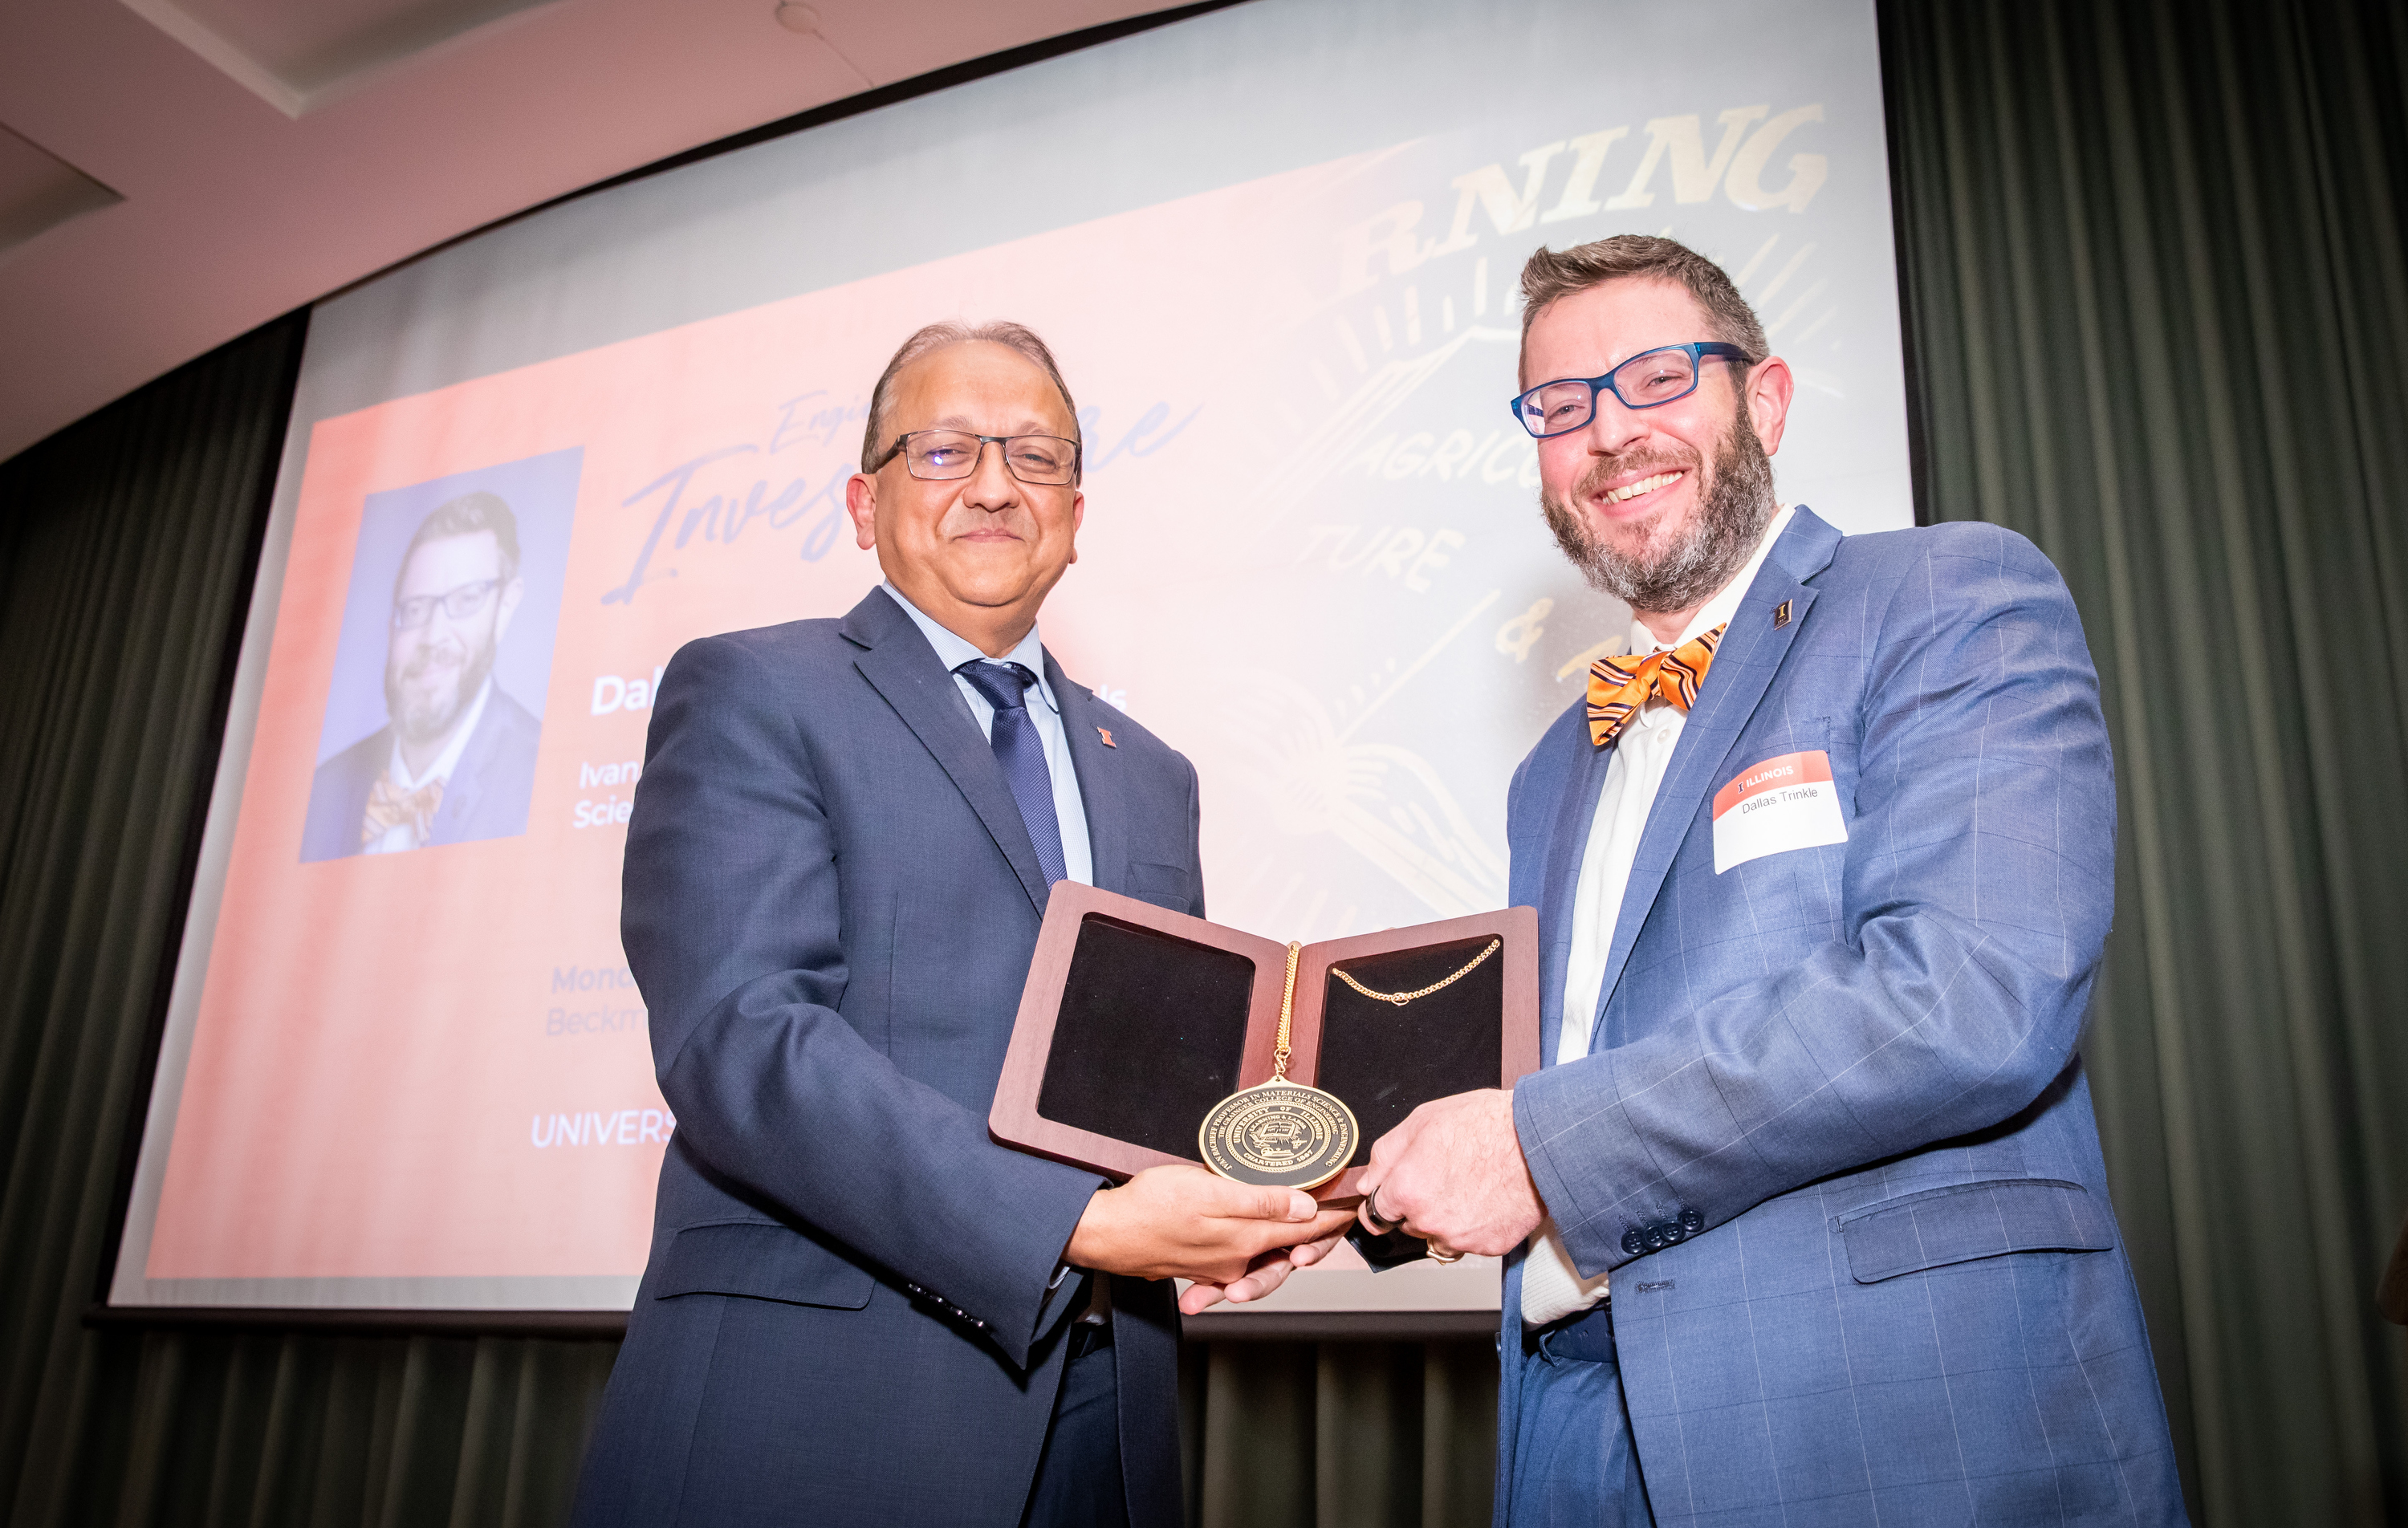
[0,0,1194,467]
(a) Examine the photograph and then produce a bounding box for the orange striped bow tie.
[362,770,445,848]
[1587,624,1727,748]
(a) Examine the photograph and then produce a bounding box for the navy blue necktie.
[954,660,1068,888]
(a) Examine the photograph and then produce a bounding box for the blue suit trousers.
[1510,1308,1655,1528]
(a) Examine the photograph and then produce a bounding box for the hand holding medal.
[1353,1086,1545,1262]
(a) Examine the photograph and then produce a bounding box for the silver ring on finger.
[1426,1243,1465,1264]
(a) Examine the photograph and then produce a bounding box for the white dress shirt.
[1521,506,1795,1325]
[362,677,492,855]
[881,582,1094,888]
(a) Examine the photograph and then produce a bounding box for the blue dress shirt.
[879,581,1095,887]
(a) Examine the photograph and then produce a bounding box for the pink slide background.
[149,157,1364,1279]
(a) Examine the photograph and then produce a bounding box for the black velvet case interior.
[1314,937,1506,1167]
[1036,914,1255,1160]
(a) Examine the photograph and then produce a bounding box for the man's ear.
[494,575,526,643]
[845,473,878,550]
[1746,356,1796,457]
[1068,490,1084,565]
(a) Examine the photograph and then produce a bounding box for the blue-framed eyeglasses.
[1508,342,1755,439]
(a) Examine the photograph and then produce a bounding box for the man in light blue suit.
[1357,238,2187,1525]
[574,322,1349,1528]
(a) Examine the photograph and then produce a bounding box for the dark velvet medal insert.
[1308,937,1507,1169]
[1034,916,1258,1161]
[990,884,1538,1201]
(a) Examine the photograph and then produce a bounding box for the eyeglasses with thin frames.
[393,578,502,631]
[874,429,1080,486]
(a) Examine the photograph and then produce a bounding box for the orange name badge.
[1711,750,1849,873]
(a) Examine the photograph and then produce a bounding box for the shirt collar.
[388,676,492,790]
[1627,504,1797,656]
[881,581,1057,713]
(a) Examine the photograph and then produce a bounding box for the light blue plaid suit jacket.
[1502,507,2187,1526]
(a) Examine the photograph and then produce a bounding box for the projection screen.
[111,0,1909,1316]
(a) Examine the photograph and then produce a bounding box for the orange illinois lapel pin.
[1773,599,1792,629]
[1096,727,1116,747]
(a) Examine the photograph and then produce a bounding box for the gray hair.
[860,320,1082,481]
[1517,235,1767,384]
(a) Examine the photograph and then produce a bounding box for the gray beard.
[1541,404,1779,616]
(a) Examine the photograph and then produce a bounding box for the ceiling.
[0,0,1174,466]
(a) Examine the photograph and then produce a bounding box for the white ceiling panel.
[119,0,565,116]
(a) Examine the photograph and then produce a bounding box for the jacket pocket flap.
[653,1221,875,1309]
[1125,859,1191,911]
[1839,1177,2113,1284]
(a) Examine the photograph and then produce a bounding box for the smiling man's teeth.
[1604,471,1683,504]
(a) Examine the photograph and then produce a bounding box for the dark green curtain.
[1182,1340,1497,1528]
[6,0,2407,1520]
[1881,0,2408,1522]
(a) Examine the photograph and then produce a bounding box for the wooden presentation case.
[990,884,1540,1203]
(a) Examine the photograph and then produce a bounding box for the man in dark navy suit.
[572,321,1352,1528]
[300,490,542,860]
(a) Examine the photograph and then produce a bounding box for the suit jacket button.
[1663,1222,1686,1245]
[1643,1227,1667,1252]
[1679,1208,1703,1233]
[1621,1229,1645,1254]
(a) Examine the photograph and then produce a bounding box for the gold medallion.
[1199,1080,1358,1189]
[1203,941,1361,1189]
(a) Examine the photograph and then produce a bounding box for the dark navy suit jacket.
[1501,510,2186,1525]
[298,684,543,860]
[572,588,1199,1528]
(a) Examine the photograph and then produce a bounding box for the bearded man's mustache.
[1571,448,1698,506]
[1540,402,1777,615]
[403,646,463,681]
[385,628,499,746]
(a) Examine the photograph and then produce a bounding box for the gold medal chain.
[1271,941,1302,1079]
[1332,937,1503,1006]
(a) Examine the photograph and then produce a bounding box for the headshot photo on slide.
[299,446,580,863]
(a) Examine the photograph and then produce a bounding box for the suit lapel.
[1585,508,1844,1039]
[1048,658,1129,898]
[844,591,1053,915]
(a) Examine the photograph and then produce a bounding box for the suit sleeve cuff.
[1515,1062,1632,1278]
